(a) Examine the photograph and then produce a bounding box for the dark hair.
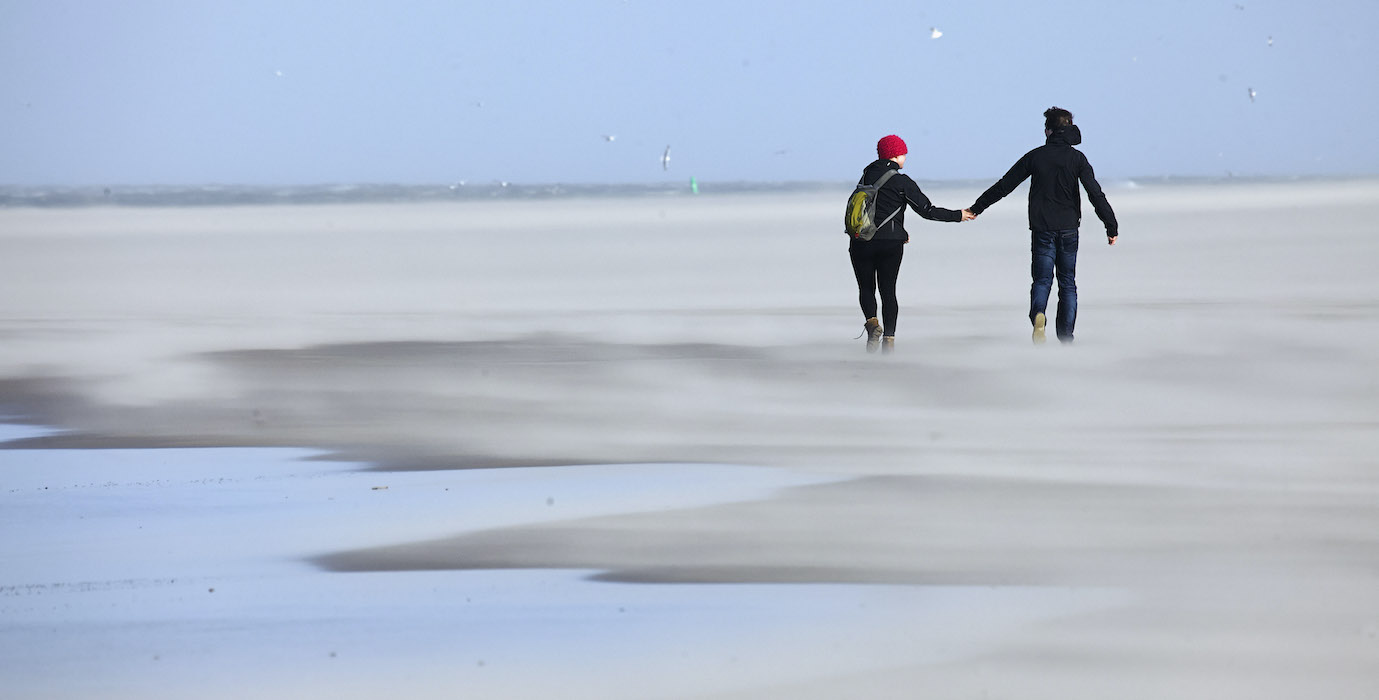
[1044,107,1073,131]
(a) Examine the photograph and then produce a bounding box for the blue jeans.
[1030,229,1078,341]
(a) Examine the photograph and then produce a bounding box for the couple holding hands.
[850,107,1119,352]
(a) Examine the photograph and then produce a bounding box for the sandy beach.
[2,179,1378,698]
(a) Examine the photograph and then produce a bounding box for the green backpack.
[843,169,901,241]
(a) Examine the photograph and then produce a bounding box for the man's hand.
[961,209,976,222]
[1107,234,1118,246]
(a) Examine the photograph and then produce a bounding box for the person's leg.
[849,242,879,321]
[1053,229,1079,342]
[851,242,885,352]
[874,242,905,337]
[1029,230,1056,325]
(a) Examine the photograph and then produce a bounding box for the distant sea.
[0,182,841,207]
[0,176,1362,207]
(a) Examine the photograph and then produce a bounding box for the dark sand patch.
[313,473,1379,585]
[0,337,1014,472]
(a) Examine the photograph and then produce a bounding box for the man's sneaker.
[881,336,895,354]
[1032,312,1048,345]
[864,317,883,353]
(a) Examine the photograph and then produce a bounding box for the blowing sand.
[2,179,1377,698]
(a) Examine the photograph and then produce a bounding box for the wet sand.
[2,180,1378,697]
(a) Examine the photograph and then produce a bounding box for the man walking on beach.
[969,107,1118,344]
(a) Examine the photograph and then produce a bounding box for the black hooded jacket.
[857,159,963,243]
[970,125,1118,236]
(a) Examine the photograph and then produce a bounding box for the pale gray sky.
[2,0,1375,185]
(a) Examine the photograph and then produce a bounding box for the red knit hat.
[877,134,907,160]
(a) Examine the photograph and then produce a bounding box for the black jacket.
[858,159,962,243]
[970,125,1118,236]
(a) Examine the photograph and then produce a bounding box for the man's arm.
[970,154,1031,215]
[1078,156,1119,242]
[901,176,963,222]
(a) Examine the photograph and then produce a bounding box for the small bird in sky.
[1247,87,1257,102]
[930,27,943,39]
[661,145,671,170]
[603,134,616,142]
[1267,36,1273,47]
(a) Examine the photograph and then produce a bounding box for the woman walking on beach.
[851,134,974,353]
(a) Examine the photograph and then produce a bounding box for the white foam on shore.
[0,431,1126,699]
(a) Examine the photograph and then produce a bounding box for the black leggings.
[849,239,905,336]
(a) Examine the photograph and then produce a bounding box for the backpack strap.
[871,169,898,188]
[870,169,901,232]
[876,201,902,230]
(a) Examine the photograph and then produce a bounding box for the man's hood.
[1047,124,1083,146]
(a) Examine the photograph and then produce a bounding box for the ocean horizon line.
[3,174,1376,208]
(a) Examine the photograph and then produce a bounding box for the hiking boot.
[881,336,895,354]
[1032,312,1047,345]
[864,317,883,353]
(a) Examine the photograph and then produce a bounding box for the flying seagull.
[930,27,943,39]
[661,145,671,171]
[603,134,616,142]
[1247,87,1257,102]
